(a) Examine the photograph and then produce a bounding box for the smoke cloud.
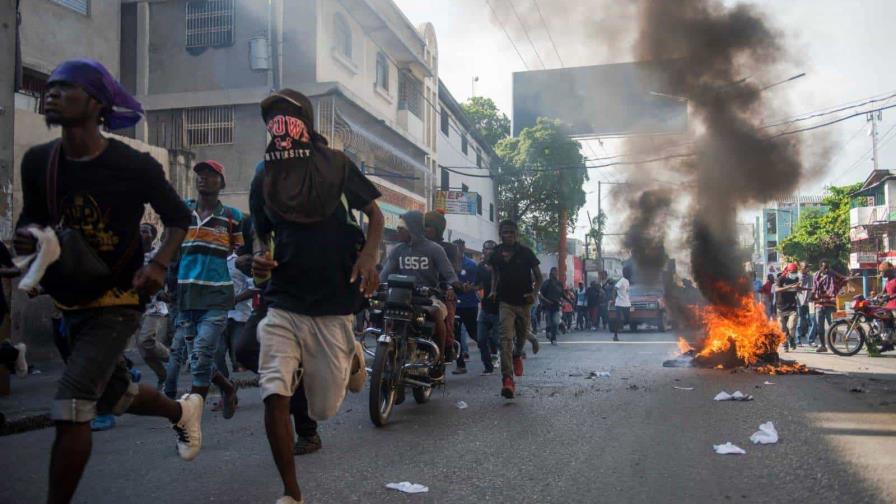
[623,189,672,285]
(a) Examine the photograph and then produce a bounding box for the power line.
[770,102,896,138]
[485,0,530,71]
[507,0,546,69]
[832,122,896,182]
[763,90,896,130]
[533,0,564,67]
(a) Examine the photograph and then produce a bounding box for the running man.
[488,220,542,399]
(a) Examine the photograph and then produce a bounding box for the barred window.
[186,0,235,49]
[51,0,89,15]
[399,71,423,119]
[183,106,234,146]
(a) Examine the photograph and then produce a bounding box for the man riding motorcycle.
[380,211,462,379]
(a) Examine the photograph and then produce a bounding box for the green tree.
[495,118,588,251]
[779,183,862,270]
[460,96,511,148]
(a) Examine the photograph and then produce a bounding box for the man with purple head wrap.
[15,59,199,504]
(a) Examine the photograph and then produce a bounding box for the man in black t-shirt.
[488,220,543,399]
[540,267,564,343]
[776,262,802,351]
[14,59,198,504]
[251,89,385,504]
[476,240,500,374]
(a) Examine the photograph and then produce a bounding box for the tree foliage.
[495,118,587,251]
[460,96,510,148]
[779,183,862,270]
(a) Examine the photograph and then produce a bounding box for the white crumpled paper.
[713,442,746,455]
[673,386,694,391]
[713,390,753,401]
[750,421,779,445]
[456,401,468,409]
[386,482,429,494]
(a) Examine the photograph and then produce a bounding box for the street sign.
[850,226,869,242]
[435,191,479,215]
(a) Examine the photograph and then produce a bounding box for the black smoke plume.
[623,190,672,285]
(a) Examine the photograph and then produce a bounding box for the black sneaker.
[452,366,468,375]
[293,433,322,455]
[816,346,828,353]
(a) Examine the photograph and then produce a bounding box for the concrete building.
[122,0,439,248]
[755,193,829,276]
[436,82,498,253]
[848,170,896,274]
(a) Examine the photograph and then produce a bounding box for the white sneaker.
[173,393,203,461]
[275,496,303,504]
[13,343,27,378]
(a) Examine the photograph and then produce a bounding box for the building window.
[399,71,423,119]
[461,135,468,155]
[333,14,352,59]
[16,68,49,114]
[441,168,449,191]
[766,212,777,235]
[477,194,483,215]
[376,53,389,91]
[489,203,495,222]
[476,150,482,169]
[183,106,234,146]
[441,110,450,136]
[186,0,235,49]
[51,0,89,15]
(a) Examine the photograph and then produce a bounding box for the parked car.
[608,284,670,332]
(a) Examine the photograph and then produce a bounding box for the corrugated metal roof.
[768,193,830,205]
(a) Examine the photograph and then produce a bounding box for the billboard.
[512,60,688,137]
[435,191,479,215]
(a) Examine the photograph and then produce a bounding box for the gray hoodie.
[381,211,458,288]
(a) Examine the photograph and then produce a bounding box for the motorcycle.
[362,275,444,427]
[827,294,896,356]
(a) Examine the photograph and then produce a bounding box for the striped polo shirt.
[177,200,245,311]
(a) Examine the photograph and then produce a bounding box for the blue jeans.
[545,309,561,340]
[477,311,500,371]
[797,305,815,344]
[169,309,228,388]
[815,306,835,346]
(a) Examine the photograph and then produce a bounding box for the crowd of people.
[0,58,634,504]
[757,260,851,354]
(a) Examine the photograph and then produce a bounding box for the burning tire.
[827,320,865,356]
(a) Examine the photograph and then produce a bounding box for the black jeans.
[235,307,317,437]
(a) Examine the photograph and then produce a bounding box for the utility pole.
[558,168,568,285]
[597,180,602,261]
[869,111,882,172]
[0,0,16,241]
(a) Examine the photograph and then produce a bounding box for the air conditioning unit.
[249,36,271,71]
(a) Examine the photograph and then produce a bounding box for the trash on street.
[713,442,746,455]
[386,482,430,494]
[750,422,779,445]
[713,391,753,401]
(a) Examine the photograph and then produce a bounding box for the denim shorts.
[53,307,142,422]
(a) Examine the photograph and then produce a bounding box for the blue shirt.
[456,256,480,309]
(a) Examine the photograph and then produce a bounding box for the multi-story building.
[755,194,828,275]
[848,170,896,275]
[122,0,439,248]
[436,82,498,254]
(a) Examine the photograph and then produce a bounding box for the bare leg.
[264,395,302,501]
[127,384,182,423]
[47,421,92,504]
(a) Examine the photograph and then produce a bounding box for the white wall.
[437,105,498,251]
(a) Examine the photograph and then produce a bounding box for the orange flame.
[695,287,785,366]
[677,337,694,354]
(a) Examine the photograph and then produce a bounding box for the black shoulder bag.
[39,141,138,306]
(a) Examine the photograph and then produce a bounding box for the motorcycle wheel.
[827,320,865,357]
[369,341,397,427]
[412,386,432,404]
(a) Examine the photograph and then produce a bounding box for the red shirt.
[885,278,896,309]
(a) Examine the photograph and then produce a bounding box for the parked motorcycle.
[827,294,896,356]
[362,275,444,427]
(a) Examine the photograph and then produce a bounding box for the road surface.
[2,329,895,503]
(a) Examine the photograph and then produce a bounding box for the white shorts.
[257,308,355,421]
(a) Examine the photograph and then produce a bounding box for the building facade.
[122,0,440,248]
[848,170,896,276]
[436,82,499,253]
[755,194,829,276]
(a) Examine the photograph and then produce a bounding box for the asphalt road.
[2,329,895,504]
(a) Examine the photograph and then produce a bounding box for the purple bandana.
[47,59,144,130]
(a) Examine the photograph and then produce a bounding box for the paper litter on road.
[763,381,775,385]
[586,371,612,379]
[673,386,694,391]
[713,442,746,455]
[386,482,429,494]
[750,422,779,445]
[713,390,753,401]
[456,401,468,409]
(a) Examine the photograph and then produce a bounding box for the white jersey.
[615,277,631,308]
